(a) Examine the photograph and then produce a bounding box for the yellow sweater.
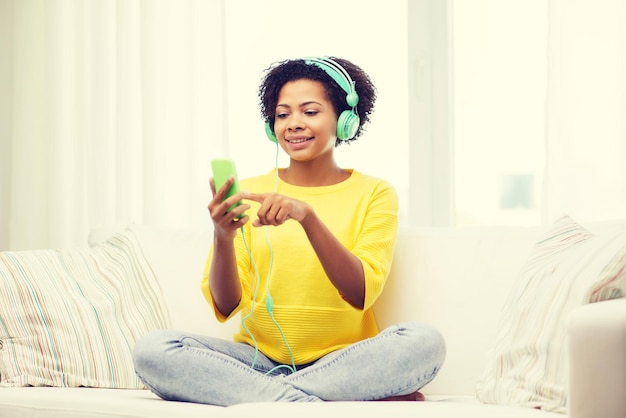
[201,169,398,364]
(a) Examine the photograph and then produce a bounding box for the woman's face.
[273,79,338,162]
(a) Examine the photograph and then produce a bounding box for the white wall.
[0,0,12,250]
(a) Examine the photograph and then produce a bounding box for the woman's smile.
[285,136,313,144]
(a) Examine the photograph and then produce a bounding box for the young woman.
[133,57,446,405]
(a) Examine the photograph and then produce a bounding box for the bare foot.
[377,391,425,402]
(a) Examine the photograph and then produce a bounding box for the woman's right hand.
[208,176,251,240]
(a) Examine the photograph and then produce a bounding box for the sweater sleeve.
[352,181,399,310]
[200,225,253,322]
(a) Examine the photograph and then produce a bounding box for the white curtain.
[1,0,412,251]
[1,0,227,250]
[544,0,626,222]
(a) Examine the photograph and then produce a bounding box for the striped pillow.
[0,229,170,388]
[475,215,626,413]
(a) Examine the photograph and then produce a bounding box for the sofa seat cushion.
[0,387,564,418]
[0,229,170,388]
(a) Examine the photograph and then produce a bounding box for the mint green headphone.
[265,57,360,143]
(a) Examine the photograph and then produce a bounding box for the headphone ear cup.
[336,110,360,140]
[265,122,278,143]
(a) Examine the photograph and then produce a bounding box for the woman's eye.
[276,113,288,119]
[304,110,319,116]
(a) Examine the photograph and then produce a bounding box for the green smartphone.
[211,158,244,219]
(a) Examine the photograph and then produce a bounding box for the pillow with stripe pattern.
[475,214,626,413]
[0,229,170,388]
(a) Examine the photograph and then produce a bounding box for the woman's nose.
[287,114,304,130]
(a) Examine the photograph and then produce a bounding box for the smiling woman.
[130,55,446,406]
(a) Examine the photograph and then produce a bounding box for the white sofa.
[1,218,625,418]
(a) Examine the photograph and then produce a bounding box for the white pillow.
[475,214,626,413]
[0,229,170,388]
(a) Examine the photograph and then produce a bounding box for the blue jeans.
[132,322,446,406]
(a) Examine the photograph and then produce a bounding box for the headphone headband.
[304,57,356,100]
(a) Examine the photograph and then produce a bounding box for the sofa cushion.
[475,214,626,413]
[0,229,170,388]
[88,224,236,339]
[374,225,543,396]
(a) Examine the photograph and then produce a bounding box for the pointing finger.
[243,192,268,203]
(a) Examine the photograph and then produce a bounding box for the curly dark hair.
[258,57,377,146]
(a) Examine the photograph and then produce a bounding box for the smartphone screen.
[211,159,243,218]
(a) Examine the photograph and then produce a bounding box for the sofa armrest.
[568,297,626,418]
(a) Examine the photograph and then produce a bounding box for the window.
[410,0,625,227]
[453,0,548,226]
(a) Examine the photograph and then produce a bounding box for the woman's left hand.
[243,192,312,227]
